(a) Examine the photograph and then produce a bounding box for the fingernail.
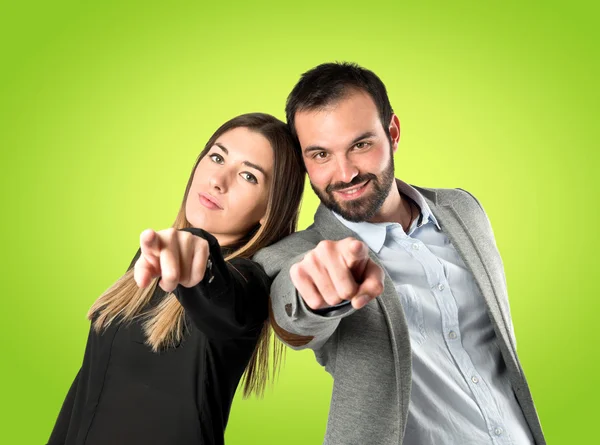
[356,295,370,307]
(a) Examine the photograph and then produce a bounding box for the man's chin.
[330,198,376,222]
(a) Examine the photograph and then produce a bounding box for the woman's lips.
[198,192,223,210]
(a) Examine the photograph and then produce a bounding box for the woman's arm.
[134,227,269,341]
[174,240,269,340]
[174,229,270,340]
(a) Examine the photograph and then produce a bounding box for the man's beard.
[311,154,395,223]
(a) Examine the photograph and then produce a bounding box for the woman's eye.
[209,153,224,164]
[240,172,258,184]
[314,151,328,159]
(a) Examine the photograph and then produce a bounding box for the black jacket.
[47,229,270,445]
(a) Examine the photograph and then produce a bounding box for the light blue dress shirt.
[334,180,534,445]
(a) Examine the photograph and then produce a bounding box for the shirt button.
[412,243,420,250]
[448,331,457,340]
[437,283,445,291]
[494,427,503,436]
[471,376,479,384]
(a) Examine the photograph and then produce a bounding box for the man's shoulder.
[273,224,323,247]
[253,224,324,271]
[413,185,485,212]
[272,225,324,249]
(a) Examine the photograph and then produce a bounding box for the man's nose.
[337,157,359,184]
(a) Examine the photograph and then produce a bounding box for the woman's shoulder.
[227,257,269,288]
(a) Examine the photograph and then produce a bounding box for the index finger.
[326,259,360,302]
[350,259,385,310]
[140,228,161,264]
[134,256,158,288]
[339,238,369,276]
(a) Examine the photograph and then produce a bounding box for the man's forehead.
[295,92,381,148]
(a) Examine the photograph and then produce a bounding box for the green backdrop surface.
[1,1,597,443]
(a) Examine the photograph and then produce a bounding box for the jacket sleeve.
[173,228,269,341]
[253,230,357,351]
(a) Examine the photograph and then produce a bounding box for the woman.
[47,113,305,445]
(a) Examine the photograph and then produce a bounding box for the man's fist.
[134,228,210,293]
[289,238,384,310]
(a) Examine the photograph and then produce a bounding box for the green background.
[1,1,597,443]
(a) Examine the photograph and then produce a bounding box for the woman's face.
[185,127,274,246]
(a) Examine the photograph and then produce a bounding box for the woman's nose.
[209,172,227,193]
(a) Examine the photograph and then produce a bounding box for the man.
[254,62,545,444]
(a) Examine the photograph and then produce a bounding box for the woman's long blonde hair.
[87,113,305,397]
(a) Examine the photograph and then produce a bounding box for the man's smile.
[333,179,371,201]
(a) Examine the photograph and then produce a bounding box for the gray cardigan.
[255,185,545,445]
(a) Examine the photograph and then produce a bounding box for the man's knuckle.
[340,288,354,300]
[325,296,342,306]
[303,252,318,268]
[317,240,335,254]
[307,298,324,310]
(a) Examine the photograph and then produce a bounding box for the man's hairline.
[292,86,375,120]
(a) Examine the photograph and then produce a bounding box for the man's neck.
[368,181,407,225]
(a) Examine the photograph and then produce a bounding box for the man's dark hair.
[285,62,394,144]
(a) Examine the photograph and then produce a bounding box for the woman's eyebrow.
[214,143,266,176]
[215,143,228,154]
[243,161,266,176]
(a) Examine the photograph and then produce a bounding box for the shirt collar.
[332,179,441,253]
[397,179,440,230]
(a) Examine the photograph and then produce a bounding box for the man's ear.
[389,114,401,153]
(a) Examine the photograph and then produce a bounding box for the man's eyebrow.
[304,144,328,155]
[243,161,266,176]
[303,131,377,155]
[349,131,377,145]
[215,143,229,154]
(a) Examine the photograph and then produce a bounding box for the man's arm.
[255,233,384,350]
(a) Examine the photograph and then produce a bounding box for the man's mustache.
[326,173,377,193]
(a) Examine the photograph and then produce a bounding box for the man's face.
[294,90,400,222]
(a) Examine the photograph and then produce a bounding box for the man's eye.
[209,153,224,164]
[241,172,258,184]
[355,142,369,149]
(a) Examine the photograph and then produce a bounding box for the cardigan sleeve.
[173,228,270,341]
